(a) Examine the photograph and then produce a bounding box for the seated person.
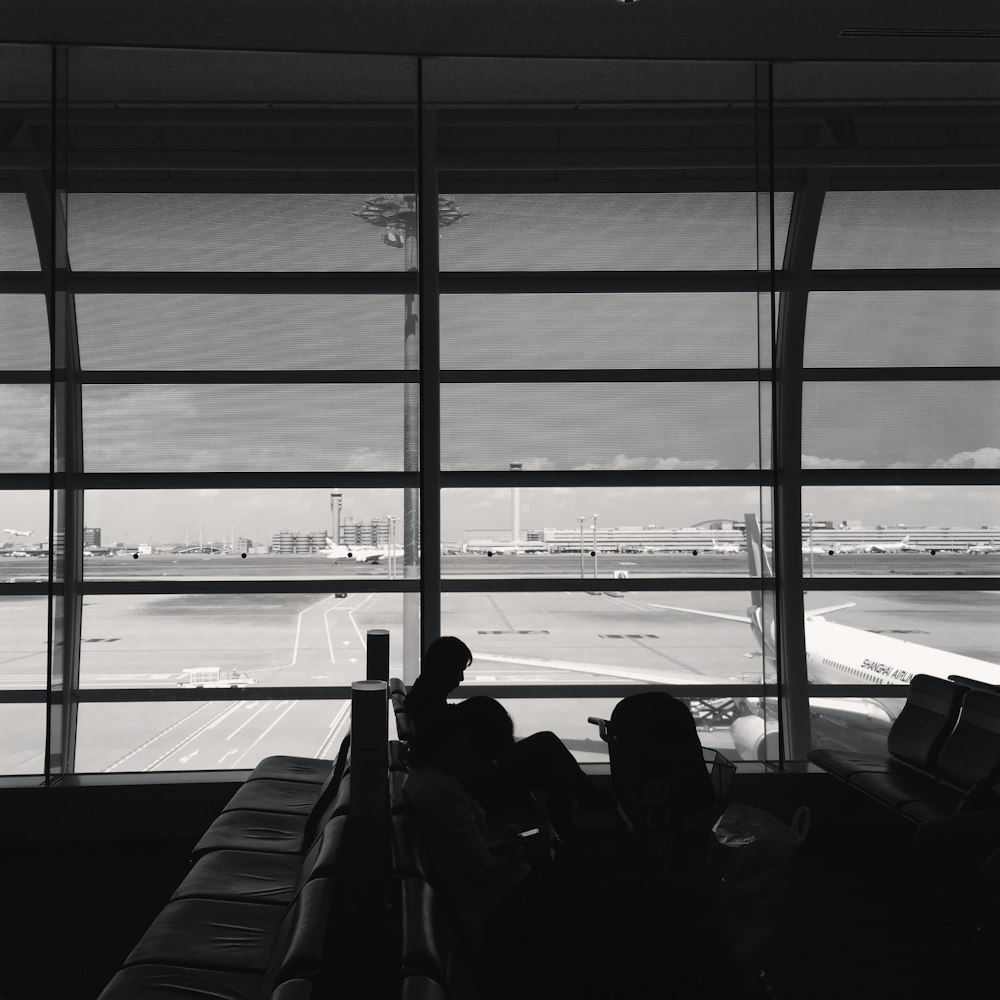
[403,634,471,734]
[404,696,562,991]
[407,635,609,842]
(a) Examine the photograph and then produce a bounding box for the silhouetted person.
[406,636,609,843]
[403,634,471,734]
[404,697,562,997]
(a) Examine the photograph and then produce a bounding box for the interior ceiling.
[2,0,999,62]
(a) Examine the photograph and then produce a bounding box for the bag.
[713,804,810,979]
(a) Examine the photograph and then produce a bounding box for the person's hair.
[451,696,515,762]
[411,695,514,766]
[423,635,472,681]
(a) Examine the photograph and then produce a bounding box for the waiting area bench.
[808,673,1000,824]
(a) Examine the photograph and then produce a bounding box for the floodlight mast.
[354,195,468,677]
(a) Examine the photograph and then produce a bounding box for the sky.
[2,189,999,543]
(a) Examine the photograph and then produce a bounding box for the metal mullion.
[0,474,58,489]
[0,371,52,383]
[75,471,418,490]
[803,469,1000,486]
[80,370,417,385]
[441,577,774,594]
[804,366,1000,381]
[74,687,357,703]
[809,269,1000,292]
[773,138,831,763]
[439,271,786,294]
[799,577,1000,593]
[0,272,46,293]
[81,579,419,596]
[68,272,417,295]
[439,368,769,383]
[417,65,443,676]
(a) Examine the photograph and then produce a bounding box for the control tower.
[330,491,343,545]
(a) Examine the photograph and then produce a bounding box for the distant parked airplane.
[691,538,742,555]
[3,528,32,537]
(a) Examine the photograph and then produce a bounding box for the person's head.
[422,635,472,691]
[414,696,514,779]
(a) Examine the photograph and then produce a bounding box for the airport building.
[0,4,998,998]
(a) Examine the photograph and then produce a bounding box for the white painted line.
[231,699,300,768]
[227,701,269,739]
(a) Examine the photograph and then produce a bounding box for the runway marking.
[143,702,244,771]
[102,702,218,772]
[315,702,351,759]
[220,749,239,763]
[227,702,270,739]
[231,699,300,768]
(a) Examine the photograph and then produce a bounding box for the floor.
[4,807,995,1000]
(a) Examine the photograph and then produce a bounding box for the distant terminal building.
[341,518,392,547]
[271,530,329,554]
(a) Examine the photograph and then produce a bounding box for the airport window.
[1,50,998,777]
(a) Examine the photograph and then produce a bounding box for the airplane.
[323,537,391,564]
[3,528,32,537]
[966,539,999,555]
[691,538,742,555]
[867,535,913,554]
[650,513,1000,760]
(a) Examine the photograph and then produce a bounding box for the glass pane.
[0,194,40,271]
[441,293,765,370]
[802,381,1000,469]
[0,296,49,369]
[83,488,408,580]
[494,697,740,765]
[442,590,763,687]
[442,487,769,578]
[80,593,405,689]
[801,487,1000,577]
[439,193,791,272]
[82,384,408,471]
[0,385,49,472]
[0,704,46,775]
[442,382,769,471]
[805,291,1000,368]
[814,191,1000,269]
[77,295,414,370]
[77,698,350,774]
[804,590,1000,754]
[0,595,48,689]
[69,192,422,272]
[0,491,48,560]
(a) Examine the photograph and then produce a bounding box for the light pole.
[592,514,599,580]
[354,195,467,676]
[805,511,815,578]
[578,516,586,579]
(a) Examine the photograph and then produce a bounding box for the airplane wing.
[648,603,751,625]
[806,602,856,617]
[472,652,705,685]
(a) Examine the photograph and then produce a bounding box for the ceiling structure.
[1,0,999,62]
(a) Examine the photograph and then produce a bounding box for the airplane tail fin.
[743,511,773,583]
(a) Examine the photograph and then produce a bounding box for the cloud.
[930,447,1000,470]
[574,454,721,471]
[801,454,866,470]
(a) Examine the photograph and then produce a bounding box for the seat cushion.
[96,963,263,1000]
[222,779,324,816]
[247,756,333,784]
[124,898,286,972]
[848,770,943,812]
[171,850,304,905]
[192,810,308,859]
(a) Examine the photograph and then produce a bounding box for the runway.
[1,553,998,773]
